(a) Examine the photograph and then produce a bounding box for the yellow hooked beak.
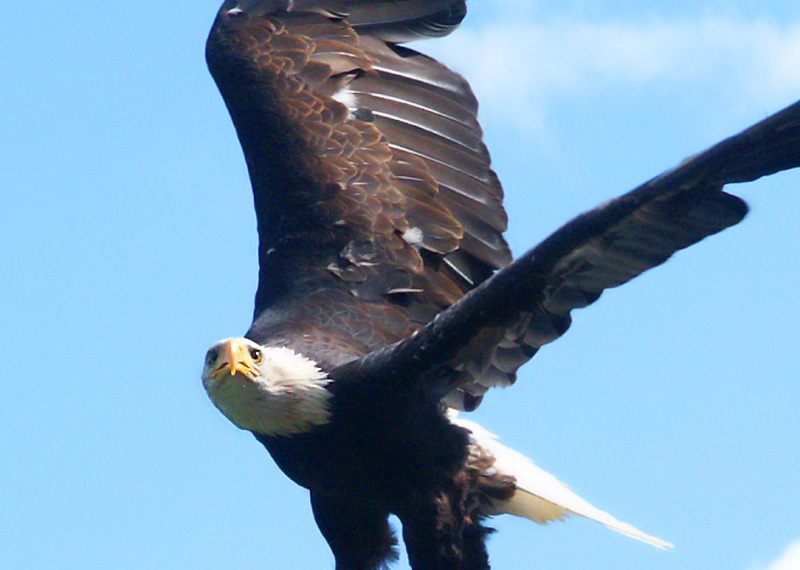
[211,339,259,380]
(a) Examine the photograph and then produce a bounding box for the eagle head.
[201,338,332,436]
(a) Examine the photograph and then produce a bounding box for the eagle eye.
[205,349,218,367]
[250,348,262,362]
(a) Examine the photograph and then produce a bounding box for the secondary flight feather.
[201,1,800,568]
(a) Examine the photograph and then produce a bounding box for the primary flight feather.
[201,1,800,568]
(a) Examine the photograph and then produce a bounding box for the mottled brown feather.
[207,1,509,374]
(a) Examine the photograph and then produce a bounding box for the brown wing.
[333,99,800,410]
[206,0,510,365]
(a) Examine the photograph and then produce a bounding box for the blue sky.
[2,1,799,569]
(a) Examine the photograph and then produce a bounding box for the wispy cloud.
[753,540,800,570]
[427,16,800,130]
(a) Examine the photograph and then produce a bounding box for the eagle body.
[202,1,800,568]
[257,391,467,498]
[205,337,507,569]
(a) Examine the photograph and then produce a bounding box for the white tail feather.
[451,414,673,550]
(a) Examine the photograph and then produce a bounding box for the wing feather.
[208,1,510,358]
[332,100,800,409]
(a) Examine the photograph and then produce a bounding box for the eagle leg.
[310,492,398,570]
[396,481,491,570]
[460,517,493,570]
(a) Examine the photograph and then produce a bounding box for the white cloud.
[753,540,800,570]
[427,16,800,130]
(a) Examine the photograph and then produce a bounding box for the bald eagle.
[201,1,800,568]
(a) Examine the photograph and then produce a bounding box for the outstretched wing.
[334,100,800,410]
[206,0,510,361]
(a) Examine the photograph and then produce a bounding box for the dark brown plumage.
[203,1,800,568]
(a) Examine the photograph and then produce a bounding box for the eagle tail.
[452,415,674,550]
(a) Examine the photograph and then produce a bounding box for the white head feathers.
[202,339,332,436]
